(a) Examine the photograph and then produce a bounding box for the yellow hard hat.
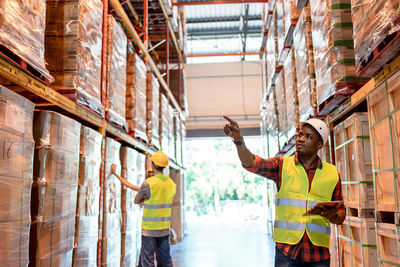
[150,151,169,167]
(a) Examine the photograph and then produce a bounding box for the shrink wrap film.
[0,86,34,267]
[293,6,316,121]
[106,15,127,130]
[135,153,146,264]
[126,52,148,142]
[102,137,122,266]
[174,115,182,166]
[309,0,363,105]
[120,147,140,267]
[276,0,286,64]
[180,121,186,167]
[351,0,400,73]
[160,94,170,154]
[168,104,175,161]
[146,73,161,149]
[265,90,279,157]
[266,8,278,90]
[31,110,81,267]
[283,48,299,139]
[169,69,188,112]
[0,0,53,82]
[73,126,102,267]
[45,0,104,116]
[284,0,301,45]
[275,70,288,149]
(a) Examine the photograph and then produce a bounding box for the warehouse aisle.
[171,220,275,267]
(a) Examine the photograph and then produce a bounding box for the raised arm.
[223,116,255,168]
[111,164,140,191]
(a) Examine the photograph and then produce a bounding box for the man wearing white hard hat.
[223,116,345,267]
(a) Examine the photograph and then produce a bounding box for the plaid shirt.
[245,154,345,262]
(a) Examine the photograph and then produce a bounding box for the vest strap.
[143,204,173,209]
[276,198,306,207]
[306,223,331,235]
[143,216,171,222]
[274,220,305,231]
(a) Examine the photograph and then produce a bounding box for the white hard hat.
[302,118,329,145]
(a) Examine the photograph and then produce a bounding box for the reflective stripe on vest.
[142,174,177,230]
[274,156,339,248]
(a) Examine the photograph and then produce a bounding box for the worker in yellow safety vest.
[223,116,346,266]
[111,150,176,267]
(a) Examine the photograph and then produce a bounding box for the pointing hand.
[223,116,242,141]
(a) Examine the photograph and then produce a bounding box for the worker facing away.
[223,116,346,267]
[111,150,176,267]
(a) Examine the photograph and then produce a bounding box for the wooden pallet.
[0,45,51,85]
[318,93,353,116]
[376,223,400,266]
[376,211,400,225]
[346,207,375,218]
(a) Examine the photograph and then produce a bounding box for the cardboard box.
[0,220,30,266]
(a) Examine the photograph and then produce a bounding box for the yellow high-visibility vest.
[142,174,176,230]
[274,156,339,248]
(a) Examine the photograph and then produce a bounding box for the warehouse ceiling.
[177,1,264,137]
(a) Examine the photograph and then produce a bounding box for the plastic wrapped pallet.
[284,0,301,46]
[120,147,139,267]
[160,93,170,155]
[126,52,148,142]
[45,0,104,116]
[266,8,278,91]
[174,115,182,166]
[135,153,146,264]
[275,70,288,150]
[169,69,188,112]
[73,126,102,267]
[180,121,186,167]
[293,6,316,121]
[276,0,288,64]
[106,15,127,130]
[0,0,53,83]
[31,110,81,267]
[351,0,400,75]
[146,73,160,149]
[265,90,279,157]
[309,0,364,106]
[0,86,34,267]
[102,137,122,266]
[168,104,175,161]
[283,47,299,139]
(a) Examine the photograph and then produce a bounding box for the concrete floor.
[171,220,275,267]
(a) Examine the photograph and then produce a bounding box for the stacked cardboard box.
[169,69,188,112]
[126,52,148,142]
[160,94,170,155]
[351,0,400,75]
[309,0,364,106]
[120,147,140,267]
[293,5,316,121]
[168,104,175,161]
[135,153,147,264]
[0,86,34,266]
[102,138,122,266]
[73,126,103,267]
[283,0,301,46]
[0,0,53,82]
[146,73,160,149]
[31,111,81,266]
[266,5,278,91]
[283,47,299,139]
[106,15,127,130]
[45,0,104,116]
[180,121,186,167]
[276,0,287,65]
[174,115,182,166]
[265,90,279,157]
[275,70,288,150]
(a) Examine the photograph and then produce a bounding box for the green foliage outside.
[184,137,269,216]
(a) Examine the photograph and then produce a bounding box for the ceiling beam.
[187,52,259,57]
[187,27,261,36]
[186,15,262,24]
[187,127,260,138]
[174,0,268,6]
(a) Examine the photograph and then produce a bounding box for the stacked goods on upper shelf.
[168,104,175,161]
[276,0,288,65]
[73,126,102,267]
[351,0,400,77]
[338,216,378,267]
[102,138,122,266]
[180,121,186,167]
[106,15,128,130]
[45,0,104,116]
[0,86,34,266]
[265,90,280,157]
[169,69,188,112]
[135,153,146,264]
[160,93,170,156]
[293,5,316,121]
[333,113,373,213]
[174,115,182,166]
[266,4,279,92]
[309,0,366,114]
[120,147,139,267]
[283,0,301,46]
[126,51,148,142]
[31,111,81,266]
[283,47,299,141]
[0,0,53,83]
[275,70,288,150]
[146,73,160,149]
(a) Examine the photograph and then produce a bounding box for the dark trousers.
[138,235,173,267]
[275,246,330,267]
